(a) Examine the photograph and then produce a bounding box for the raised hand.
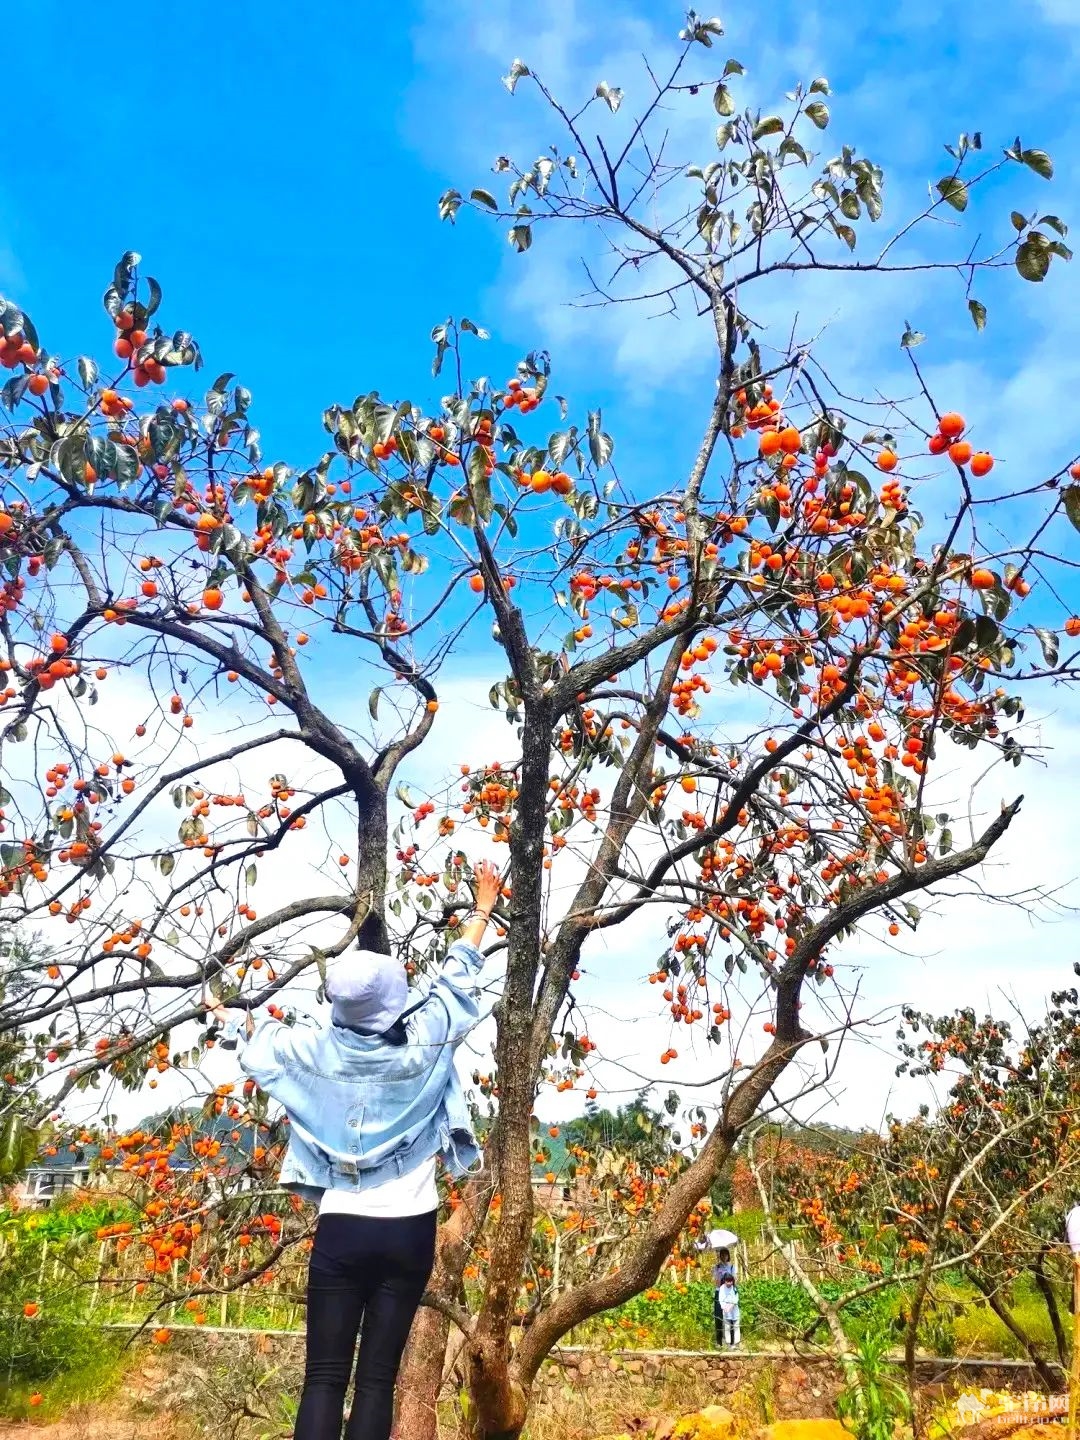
[473,859,502,918]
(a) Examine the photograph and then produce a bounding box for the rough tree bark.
[397,1172,493,1440]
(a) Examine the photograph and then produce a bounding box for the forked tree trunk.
[463,1344,529,1440]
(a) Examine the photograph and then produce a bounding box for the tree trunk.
[973,1274,1063,1391]
[1034,1243,1068,1370]
[464,1345,529,1440]
[397,1305,452,1440]
[396,1171,493,1440]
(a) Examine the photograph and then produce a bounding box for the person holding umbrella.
[696,1226,741,1348]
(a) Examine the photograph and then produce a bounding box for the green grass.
[566,1271,1069,1358]
[1,1200,1069,1366]
[1,1343,130,1423]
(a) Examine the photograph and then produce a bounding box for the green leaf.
[861,185,883,223]
[437,189,462,224]
[1,375,27,411]
[936,176,969,212]
[503,59,530,94]
[245,863,258,887]
[1016,239,1051,282]
[77,356,99,388]
[804,101,829,130]
[1010,210,1028,232]
[159,852,176,878]
[752,116,784,142]
[468,441,490,487]
[1035,627,1060,667]
[114,444,139,486]
[548,429,575,466]
[680,13,725,45]
[595,80,623,113]
[471,471,495,525]
[968,298,987,331]
[84,435,118,478]
[901,325,926,349]
[1021,148,1053,180]
[470,189,498,211]
[0,1114,39,1182]
[840,191,861,220]
[713,83,735,117]
[809,76,831,95]
[1064,485,1080,534]
[369,687,381,720]
[587,411,614,469]
[723,59,745,78]
[508,224,532,253]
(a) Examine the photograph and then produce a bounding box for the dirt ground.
[0,1359,717,1440]
[0,1355,1062,1440]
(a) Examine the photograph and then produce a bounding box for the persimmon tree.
[754,981,1080,1396]
[0,12,1078,1438]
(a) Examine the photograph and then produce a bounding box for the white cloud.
[1037,0,1080,27]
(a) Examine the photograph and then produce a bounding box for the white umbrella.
[697,1227,739,1251]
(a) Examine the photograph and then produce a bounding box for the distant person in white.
[1067,1203,1080,1317]
[1066,1203,1080,1257]
[716,1273,741,1347]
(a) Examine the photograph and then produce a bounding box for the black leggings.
[294,1209,437,1440]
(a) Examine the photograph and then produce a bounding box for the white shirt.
[1066,1205,1080,1255]
[318,1156,439,1219]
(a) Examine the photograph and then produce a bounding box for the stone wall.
[535,1351,1044,1421]
[150,1328,1048,1423]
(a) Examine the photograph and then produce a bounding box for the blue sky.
[8,0,1080,1127]
[4,0,1078,480]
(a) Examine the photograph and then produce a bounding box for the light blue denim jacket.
[221,939,485,1204]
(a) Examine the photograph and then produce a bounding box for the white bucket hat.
[326,949,409,1034]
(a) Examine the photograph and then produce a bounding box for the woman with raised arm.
[211,859,502,1440]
